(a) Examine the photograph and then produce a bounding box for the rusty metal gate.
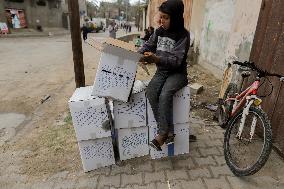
[249,0,284,156]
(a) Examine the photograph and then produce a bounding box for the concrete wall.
[3,0,64,28]
[27,5,63,28]
[4,1,31,27]
[224,0,262,83]
[2,0,87,29]
[118,33,140,42]
[225,0,262,63]
[191,0,262,79]
[198,0,235,77]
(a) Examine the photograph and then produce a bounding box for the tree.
[86,1,98,18]
[97,2,111,18]
[130,0,144,30]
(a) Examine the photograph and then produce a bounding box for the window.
[37,0,46,6]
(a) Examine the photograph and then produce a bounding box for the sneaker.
[189,135,197,142]
[165,134,176,145]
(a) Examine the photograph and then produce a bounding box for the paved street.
[0,31,284,189]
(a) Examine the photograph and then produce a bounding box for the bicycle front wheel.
[224,106,272,176]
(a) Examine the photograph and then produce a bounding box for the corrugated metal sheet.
[249,0,284,156]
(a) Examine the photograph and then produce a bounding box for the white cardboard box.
[147,86,190,125]
[92,39,142,102]
[149,123,189,159]
[78,137,115,172]
[113,90,146,129]
[117,126,149,161]
[69,86,111,141]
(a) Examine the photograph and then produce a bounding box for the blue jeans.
[146,70,188,135]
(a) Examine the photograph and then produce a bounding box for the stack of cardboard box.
[113,88,149,161]
[69,38,191,172]
[68,86,115,172]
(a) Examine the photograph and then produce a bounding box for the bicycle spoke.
[228,110,265,170]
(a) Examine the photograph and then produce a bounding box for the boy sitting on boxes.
[138,0,195,151]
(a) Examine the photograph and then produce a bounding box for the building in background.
[96,1,120,20]
[1,0,87,30]
[61,0,87,28]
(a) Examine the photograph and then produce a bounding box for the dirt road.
[0,33,105,184]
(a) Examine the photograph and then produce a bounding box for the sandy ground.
[0,33,102,179]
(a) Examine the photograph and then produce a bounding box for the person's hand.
[139,52,160,64]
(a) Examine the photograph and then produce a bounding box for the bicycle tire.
[217,83,238,128]
[224,106,272,176]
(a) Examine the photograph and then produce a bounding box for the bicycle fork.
[236,96,260,141]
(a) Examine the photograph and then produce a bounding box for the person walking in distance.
[81,24,88,42]
[142,28,151,42]
[108,21,118,39]
[138,0,191,150]
[148,26,154,37]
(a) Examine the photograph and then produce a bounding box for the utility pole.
[68,0,85,88]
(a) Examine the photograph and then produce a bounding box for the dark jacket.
[138,27,190,73]
[81,26,88,34]
[142,31,151,41]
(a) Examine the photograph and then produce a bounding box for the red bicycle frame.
[225,80,260,117]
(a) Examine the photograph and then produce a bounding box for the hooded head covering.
[159,0,185,32]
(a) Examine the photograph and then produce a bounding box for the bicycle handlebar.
[233,61,284,81]
[233,61,250,67]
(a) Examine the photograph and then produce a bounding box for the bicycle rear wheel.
[224,106,272,176]
[217,83,237,128]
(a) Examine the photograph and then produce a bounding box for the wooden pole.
[68,0,85,88]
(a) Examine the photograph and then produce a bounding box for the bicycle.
[218,61,284,176]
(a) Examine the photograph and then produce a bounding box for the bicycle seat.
[241,71,251,78]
